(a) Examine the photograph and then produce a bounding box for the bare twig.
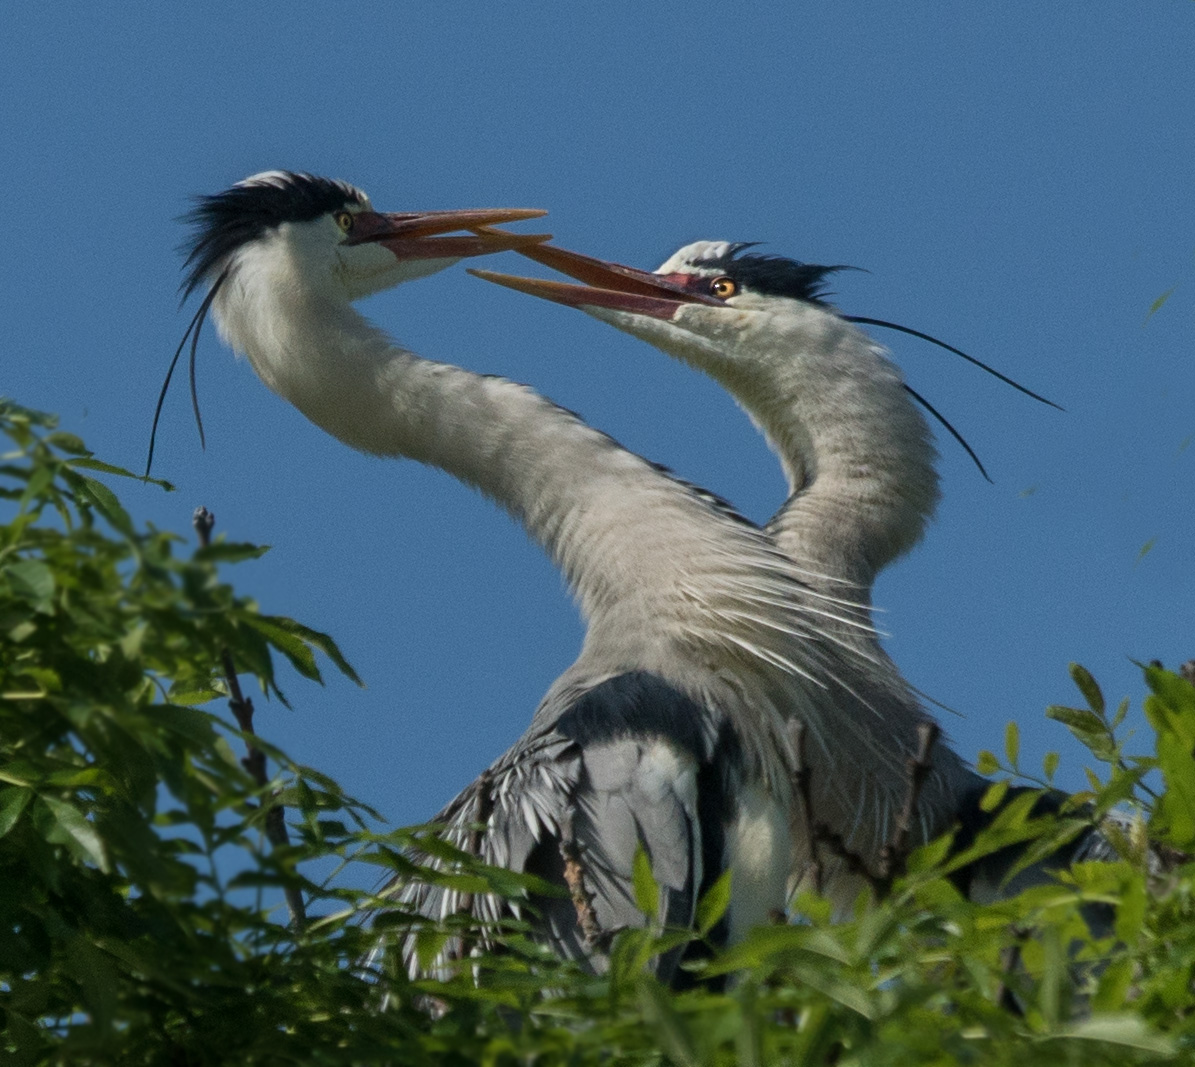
[193,506,306,928]
[558,813,602,946]
[876,721,941,891]
[812,825,885,896]
[787,721,823,896]
[800,720,941,902]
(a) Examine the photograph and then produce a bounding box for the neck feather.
[211,278,833,672]
[726,313,940,594]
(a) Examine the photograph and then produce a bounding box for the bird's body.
[476,241,1119,904]
[178,173,925,979]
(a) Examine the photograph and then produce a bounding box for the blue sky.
[3,2,1192,829]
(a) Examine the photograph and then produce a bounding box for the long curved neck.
[725,311,940,599]
[211,277,821,692]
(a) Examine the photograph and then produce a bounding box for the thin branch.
[558,813,602,946]
[876,721,940,892]
[993,929,1028,1015]
[812,825,884,897]
[787,721,822,896]
[193,506,306,928]
[805,721,941,902]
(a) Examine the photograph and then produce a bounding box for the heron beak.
[345,208,550,260]
[468,241,721,319]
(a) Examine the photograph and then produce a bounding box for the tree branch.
[193,506,306,928]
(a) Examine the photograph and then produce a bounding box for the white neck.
[638,300,976,855]
[211,265,856,749]
[704,305,940,598]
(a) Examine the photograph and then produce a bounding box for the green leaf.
[1045,704,1114,759]
[279,615,365,688]
[60,469,134,537]
[906,830,954,872]
[1055,1014,1174,1054]
[69,454,173,491]
[1091,956,1135,1014]
[1068,662,1105,717]
[1042,751,1060,781]
[237,613,321,682]
[695,868,733,934]
[1143,284,1176,323]
[637,979,699,1067]
[165,682,222,706]
[632,843,659,922]
[1111,696,1129,729]
[1150,726,1195,849]
[1004,721,1020,768]
[36,794,109,872]
[5,558,55,611]
[0,786,32,837]
[975,750,999,775]
[44,431,88,455]
[979,779,1009,813]
[194,541,271,564]
[1114,873,1147,944]
[235,611,360,688]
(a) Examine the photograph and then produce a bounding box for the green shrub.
[1,399,1191,1065]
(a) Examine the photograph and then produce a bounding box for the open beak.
[345,208,550,260]
[468,240,723,320]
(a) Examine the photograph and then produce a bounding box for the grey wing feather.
[375,671,725,982]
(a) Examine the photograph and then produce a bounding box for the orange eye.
[334,211,354,233]
[710,276,737,299]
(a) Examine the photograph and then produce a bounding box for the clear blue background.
[3,2,1191,827]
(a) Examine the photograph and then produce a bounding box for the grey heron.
[175,173,933,981]
[474,240,1121,903]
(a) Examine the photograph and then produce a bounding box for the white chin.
[349,256,461,299]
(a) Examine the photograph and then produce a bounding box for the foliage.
[2,400,1194,1065]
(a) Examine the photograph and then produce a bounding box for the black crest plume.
[146,173,366,477]
[689,244,1062,481]
[691,242,855,305]
[180,171,366,299]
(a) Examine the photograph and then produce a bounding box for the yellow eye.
[710,276,737,299]
[334,211,354,233]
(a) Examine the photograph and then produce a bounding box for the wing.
[375,671,729,983]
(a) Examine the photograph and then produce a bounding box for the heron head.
[180,170,548,304]
[469,240,855,393]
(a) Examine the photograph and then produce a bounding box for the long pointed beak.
[467,241,721,320]
[345,208,550,260]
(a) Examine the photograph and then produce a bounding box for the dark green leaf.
[36,794,109,872]
[60,469,134,537]
[1069,662,1105,717]
[194,541,271,564]
[44,431,88,455]
[0,786,32,837]
[253,613,365,687]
